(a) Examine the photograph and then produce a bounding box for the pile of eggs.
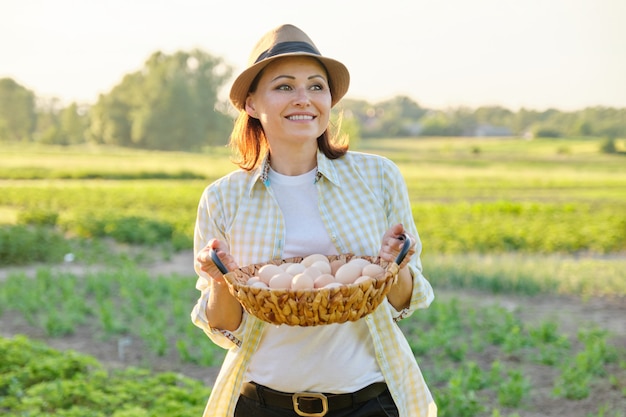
[246,254,386,290]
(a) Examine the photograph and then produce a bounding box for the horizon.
[2,0,625,112]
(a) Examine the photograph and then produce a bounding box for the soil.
[1,253,625,416]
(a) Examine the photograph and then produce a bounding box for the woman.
[192,24,436,417]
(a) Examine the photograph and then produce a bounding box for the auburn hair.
[229,109,348,171]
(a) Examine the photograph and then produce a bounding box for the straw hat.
[229,24,350,110]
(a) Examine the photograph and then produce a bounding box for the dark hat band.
[254,41,320,64]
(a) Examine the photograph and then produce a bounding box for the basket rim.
[223,253,393,292]
[220,253,400,326]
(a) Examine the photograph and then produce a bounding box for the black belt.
[241,381,388,417]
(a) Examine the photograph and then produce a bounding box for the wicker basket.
[210,237,409,326]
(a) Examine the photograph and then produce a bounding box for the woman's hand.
[195,239,243,331]
[378,223,416,269]
[196,239,240,283]
[380,223,416,311]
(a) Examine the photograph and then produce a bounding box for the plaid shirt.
[191,150,436,417]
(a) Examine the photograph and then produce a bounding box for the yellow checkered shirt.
[191,150,437,416]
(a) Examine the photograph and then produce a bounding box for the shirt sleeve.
[382,158,435,320]
[190,278,247,349]
[190,184,246,349]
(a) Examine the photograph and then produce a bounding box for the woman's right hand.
[196,239,239,283]
[196,239,244,331]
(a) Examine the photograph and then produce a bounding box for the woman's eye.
[310,84,323,91]
[277,84,292,91]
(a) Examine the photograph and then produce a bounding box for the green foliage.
[399,298,626,416]
[342,96,428,138]
[0,335,211,416]
[2,137,624,265]
[1,274,625,416]
[74,214,174,246]
[0,266,224,366]
[35,100,90,146]
[419,110,465,136]
[553,328,618,400]
[0,137,624,416]
[415,201,626,255]
[601,137,617,154]
[497,369,530,407]
[533,126,561,138]
[88,49,233,150]
[3,72,626,148]
[0,78,36,142]
[17,208,59,226]
[0,225,71,266]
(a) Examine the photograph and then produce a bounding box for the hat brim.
[229,53,350,110]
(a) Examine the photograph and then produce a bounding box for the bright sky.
[2,0,625,111]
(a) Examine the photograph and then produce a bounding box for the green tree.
[34,98,88,145]
[35,97,63,144]
[420,110,464,136]
[89,72,146,146]
[343,96,427,138]
[88,49,233,150]
[370,95,427,137]
[0,78,36,142]
[60,103,89,144]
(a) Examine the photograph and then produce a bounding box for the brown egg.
[330,259,346,275]
[314,273,335,288]
[269,272,293,289]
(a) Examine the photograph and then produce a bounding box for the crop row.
[1,182,624,265]
[1,266,624,416]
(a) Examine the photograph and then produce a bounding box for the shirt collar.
[248,150,343,195]
[315,151,341,186]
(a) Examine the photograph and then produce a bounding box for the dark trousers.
[234,386,399,417]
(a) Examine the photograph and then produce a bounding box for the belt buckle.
[292,392,328,417]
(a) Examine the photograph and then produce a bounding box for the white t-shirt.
[244,167,384,393]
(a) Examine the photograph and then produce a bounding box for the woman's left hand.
[378,223,416,269]
[380,223,416,310]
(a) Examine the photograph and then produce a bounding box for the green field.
[2,138,625,293]
[1,137,625,416]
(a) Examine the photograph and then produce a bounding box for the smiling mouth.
[287,115,315,121]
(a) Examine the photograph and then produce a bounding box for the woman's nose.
[292,88,311,106]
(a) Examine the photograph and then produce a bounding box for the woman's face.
[245,56,332,148]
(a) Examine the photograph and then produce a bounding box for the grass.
[0,142,234,180]
[425,252,626,298]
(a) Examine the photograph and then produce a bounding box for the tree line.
[1,48,624,150]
